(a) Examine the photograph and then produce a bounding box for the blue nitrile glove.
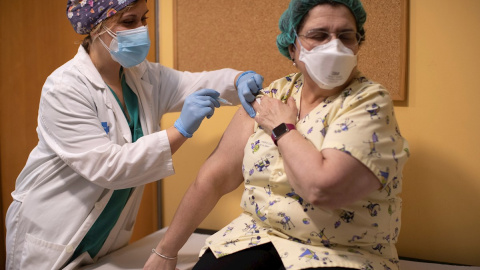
[236,71,264,118]
[174,89,221,138]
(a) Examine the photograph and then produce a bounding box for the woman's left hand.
[252,96,298,135]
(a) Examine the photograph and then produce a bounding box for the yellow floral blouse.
[200,72,409,270]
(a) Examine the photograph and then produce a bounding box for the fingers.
[252,74,264,91]
[252,97,261,111]
[238,87,256,118]
[194,88,220,98]
[239,92,256,117]
[188,90,221,108]
[177,89,222,137]
[287,97,296,109]
[246,77,260,96]
[236,71,263,118]
[243,103,256,118]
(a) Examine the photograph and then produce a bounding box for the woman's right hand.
[143,253,179,270]
[174,89,221,138]
[253,96,298,135]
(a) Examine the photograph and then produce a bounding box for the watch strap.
[271,123,296,146]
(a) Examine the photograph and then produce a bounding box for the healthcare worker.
[4,0,263,269]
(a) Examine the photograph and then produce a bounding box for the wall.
[160,0,480,266]
[0,0,160,266]
[393,0,480,265]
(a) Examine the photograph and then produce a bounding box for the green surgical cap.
[276,0,367,59]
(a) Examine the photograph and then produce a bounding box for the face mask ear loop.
[97,34,111,53]
[96,26,117,53]
[293,29,304,50]
[103,26,117,38]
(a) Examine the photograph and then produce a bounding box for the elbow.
[306,191,339,210]
[194,167,241,198]
[303,182,348,210]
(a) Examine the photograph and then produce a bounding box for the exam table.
[81,227,480,270]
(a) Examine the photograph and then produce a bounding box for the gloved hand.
[174,89,221,138]
[236,71,264,118]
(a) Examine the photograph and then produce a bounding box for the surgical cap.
[277,0,367,59]
[67,0,138,35]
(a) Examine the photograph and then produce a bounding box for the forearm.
[166,126,188,155]
[180,69,241,105]
[277,130,326,201]
[156,108,252,255]
[278,131,381,209]
[155,179,222,256]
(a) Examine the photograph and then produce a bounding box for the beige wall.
[160,0,480,266]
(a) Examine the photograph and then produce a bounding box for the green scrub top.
[71,69,143,262]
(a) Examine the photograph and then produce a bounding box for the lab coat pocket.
[20,233,67,270]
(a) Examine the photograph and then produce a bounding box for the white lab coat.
[5,46,241,270]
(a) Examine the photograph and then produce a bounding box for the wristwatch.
[271,123,296,146]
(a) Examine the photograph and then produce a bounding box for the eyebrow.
[121,9,149,19]
[306,27,356,33]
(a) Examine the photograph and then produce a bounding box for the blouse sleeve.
[321,83,408,187]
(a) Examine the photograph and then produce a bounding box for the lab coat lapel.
[125,64,154,135]
[74,46,105,89]
[73,45,132,143]
[104,89,133,143]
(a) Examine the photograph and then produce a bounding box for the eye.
[307,31,330,42]
[338,32,359,45]
[122,20,135,26]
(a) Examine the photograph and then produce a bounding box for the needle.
[216,97,232,105]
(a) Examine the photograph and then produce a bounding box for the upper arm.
[196,108,254,194]
[152,65,239,114]
[315,88,407,207]
[319,148,381,208]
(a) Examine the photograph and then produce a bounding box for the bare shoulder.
[217,107,255,152]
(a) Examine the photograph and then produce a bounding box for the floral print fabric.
[67,0,137,34]
[200,72,409,270]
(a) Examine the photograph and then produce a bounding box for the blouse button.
[277,171,283,176]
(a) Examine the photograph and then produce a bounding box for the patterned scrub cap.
[67,0,138,35]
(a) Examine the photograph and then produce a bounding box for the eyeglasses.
[297,29,363,48]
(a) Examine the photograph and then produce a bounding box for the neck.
[298,69,357,119]
[89,38,122,86]
[301,77,336,104]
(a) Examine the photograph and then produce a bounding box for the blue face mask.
[99,25,151,67]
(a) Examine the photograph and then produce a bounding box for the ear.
[288,43,296,60]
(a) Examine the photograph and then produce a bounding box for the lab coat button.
[66,245,74,253]
[95,202,103,210]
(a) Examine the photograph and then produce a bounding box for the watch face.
[272,123,288,139]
